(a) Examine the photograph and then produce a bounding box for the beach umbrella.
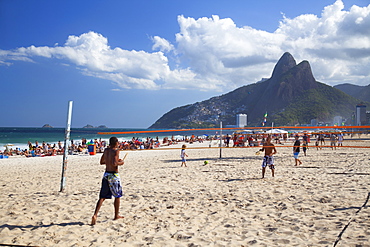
[265,129,288,134]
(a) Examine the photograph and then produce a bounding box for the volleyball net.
[97,125,370,150]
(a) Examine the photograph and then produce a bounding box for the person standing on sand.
[225,134,231,147]
[315,138,321,150]
[302,140,308,156]
[319,133,325,147]
[337,133,344,147]
[293,135,302,166]
[260,136,277,178]
[181,144,188,167]
[303,133,309,147]
[91,137,124,225]
[330,134,337,150]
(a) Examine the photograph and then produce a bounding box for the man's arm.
[100,152,106,165]
[115,150,124,166]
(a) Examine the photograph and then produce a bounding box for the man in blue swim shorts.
[91,137,124,225]
[99,171,123,199]
[260,136,277,178]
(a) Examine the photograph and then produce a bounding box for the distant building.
[333,116,343,126]
[311,119,318,126]
[356,104,367,126]
[236,114,247,127]
[366,111,370,125]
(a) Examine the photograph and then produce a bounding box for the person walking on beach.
[260,136,277,178]
[181,144,188,167]
[91,137,124,225]
[293,135,302,166]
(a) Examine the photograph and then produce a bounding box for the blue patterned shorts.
[262,155,274,169]
[99,172,123,199]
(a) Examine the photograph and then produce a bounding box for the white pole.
[60,101,73,192]
[219,121,222,159]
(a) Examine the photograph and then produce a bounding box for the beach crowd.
[0,131,352,159]
[0,135,207,158]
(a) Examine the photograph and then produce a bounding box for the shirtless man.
[91,137,124,225]
[260,136,277,178]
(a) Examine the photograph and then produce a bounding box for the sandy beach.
[0,140,369,246]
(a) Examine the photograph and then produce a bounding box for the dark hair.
[109,137,119,147]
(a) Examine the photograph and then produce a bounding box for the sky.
[0,0,369,128]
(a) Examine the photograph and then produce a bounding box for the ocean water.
[0,127,231,150]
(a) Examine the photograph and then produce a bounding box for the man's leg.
[91,198,105,225]
[113,197,124,220]
[262,167,266,178]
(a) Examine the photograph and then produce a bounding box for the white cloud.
[152,36,174,53]
[0,0,369,90]
[275,0,370,84]
[174,15,283,88]
[0,32,179,89]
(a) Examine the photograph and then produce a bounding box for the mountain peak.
[271,52,296,80]
[150,52,365,128]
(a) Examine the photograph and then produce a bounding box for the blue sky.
[1,0,369,128]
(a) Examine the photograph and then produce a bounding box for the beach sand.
[0,140,369,246]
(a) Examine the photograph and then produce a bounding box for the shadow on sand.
[0,221,85,231]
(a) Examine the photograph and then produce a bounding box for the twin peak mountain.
[150,52,364,128]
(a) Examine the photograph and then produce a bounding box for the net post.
[60,101,73,192]
[219,121,222,159]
